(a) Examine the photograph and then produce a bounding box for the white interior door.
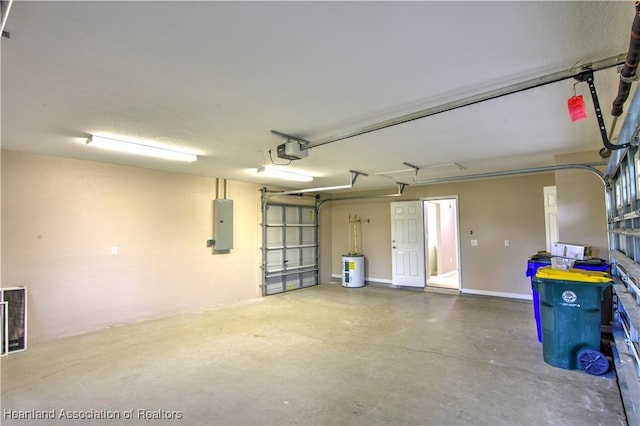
[544,186,559,252]
[391,201,425,287]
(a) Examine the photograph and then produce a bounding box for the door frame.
[543,186,558,252]
[422,196,462,292]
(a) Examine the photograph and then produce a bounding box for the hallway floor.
[1,284,626,425]
[428,270,459,289]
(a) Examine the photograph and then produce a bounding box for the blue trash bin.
[526,254,609,342]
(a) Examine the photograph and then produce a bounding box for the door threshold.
[426,287,460,296]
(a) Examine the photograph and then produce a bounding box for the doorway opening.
[424,197,461,291]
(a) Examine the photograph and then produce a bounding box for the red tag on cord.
[567,95,587,122]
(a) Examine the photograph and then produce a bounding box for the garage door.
[262,202,319,295]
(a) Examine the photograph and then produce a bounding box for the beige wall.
[555,151,608,258]
[325,197,395,282]
[1,148,609,343]
[1,150,261,343]
[326,173,557,297]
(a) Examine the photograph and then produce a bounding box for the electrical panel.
[214,199,233,250]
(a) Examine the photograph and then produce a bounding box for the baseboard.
[461,288,532,301]
[366,278,394,285]
[331,274,532,301]
[331,274,393,285]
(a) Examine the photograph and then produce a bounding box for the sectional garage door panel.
[262,202,319,296]
[266,227,283,249]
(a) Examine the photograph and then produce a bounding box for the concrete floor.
[1,283,626,425]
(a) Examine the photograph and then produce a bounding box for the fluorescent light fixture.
[86,135,197,162]
[1,0,14,36]
[277,184,351,195]
[256,166,314,182]
[274,170,367,195]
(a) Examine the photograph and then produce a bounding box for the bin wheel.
[577,349,609,376]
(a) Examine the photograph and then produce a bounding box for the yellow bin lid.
[535,266,612,283]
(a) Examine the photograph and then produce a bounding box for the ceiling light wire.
[268,149,291,166]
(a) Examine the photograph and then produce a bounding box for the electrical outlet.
[504,240,510,247]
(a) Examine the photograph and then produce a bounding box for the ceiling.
[1,1,637,193]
